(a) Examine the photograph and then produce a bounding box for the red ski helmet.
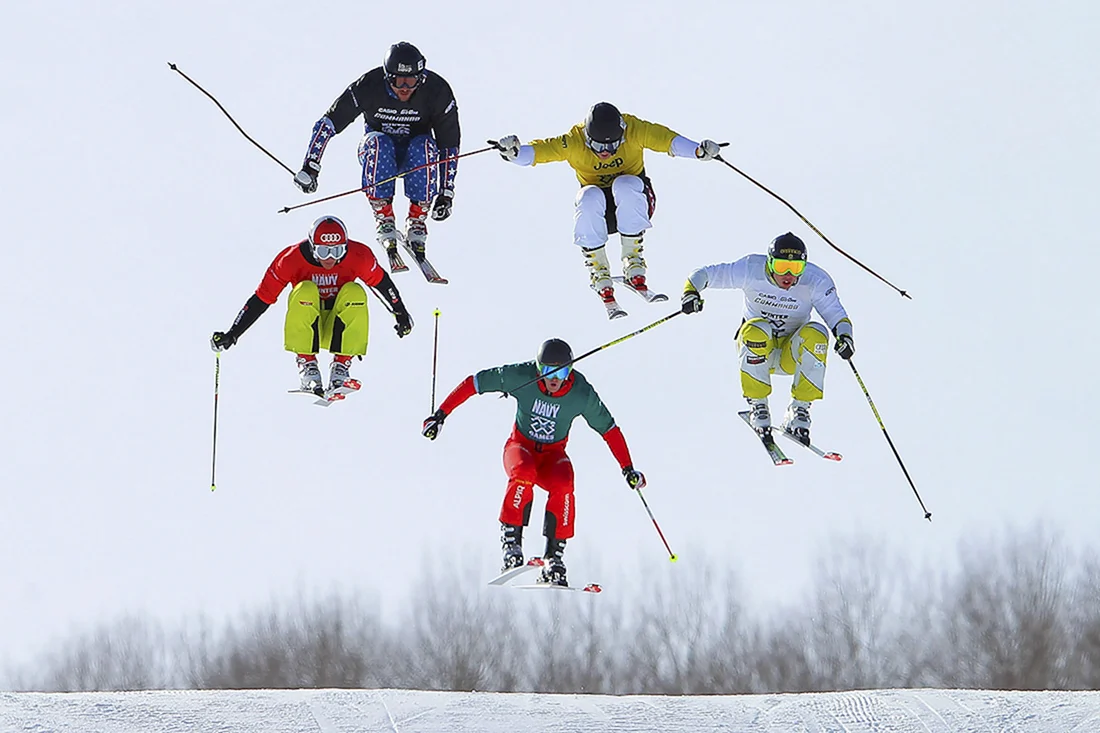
[308,216,349,260]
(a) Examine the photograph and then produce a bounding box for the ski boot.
[405,202,430,261]
[329,356,352,391]
[539,537,568,587]
[297,355,323,395]
[369,197,403,271]
[747,397,771,436]
[621,233,648,291]
[501,523,524,573]
[781,399,812,446]
[583,246,626,319]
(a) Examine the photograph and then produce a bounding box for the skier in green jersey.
[421,338,645,587]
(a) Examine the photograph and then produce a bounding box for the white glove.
[495,135,520,162]
[695,139,723,161]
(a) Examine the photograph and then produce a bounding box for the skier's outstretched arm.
[294,81,363,193]
[421,375,478,440]
[210,256,288,352]
[370,270,414,338]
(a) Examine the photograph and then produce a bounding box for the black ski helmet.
[768,232,807,262]
[584,102,626,150]
[536,338,574,378]
[383,42,426,82]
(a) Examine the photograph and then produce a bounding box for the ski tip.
[583,584,603,593]
[825,452,843,461]
[778,458,794,466]
[429,277,449,285]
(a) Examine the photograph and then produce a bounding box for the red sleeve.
[255,246,299,304]
[351,241,384,287]
[439,376,477,416]
[601,425,633,470]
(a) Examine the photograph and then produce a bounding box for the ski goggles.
[538,363,573,380]
[389,75,421,89]
[312,243,347,260]
[769,257,807,276]
[586,137,623,155]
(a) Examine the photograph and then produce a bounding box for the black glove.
[834,334,855,360]
[431,189,454,221]
[681,289,704,315]
[210,331,236,352]
[623,465,647,490]
[294,160,320,194]
[394,311,413,338]
[422,408,446,440]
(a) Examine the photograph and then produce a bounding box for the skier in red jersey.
[210,216,413,394]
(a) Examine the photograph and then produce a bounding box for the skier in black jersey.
[294,42,461,271]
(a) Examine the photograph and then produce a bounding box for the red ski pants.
[499,436,576,540]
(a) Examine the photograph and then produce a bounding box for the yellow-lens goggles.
[769,258,806,276]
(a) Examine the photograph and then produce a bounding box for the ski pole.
[168,62,296,177]
[715,155,911,299]
[503,310,681,396]
[847,359,931,521]
[430,308,441,412]
[635,487,678,562]
[211,353,221,492]
[277,146,497,214]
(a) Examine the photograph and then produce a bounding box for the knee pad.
[739,318,776,359]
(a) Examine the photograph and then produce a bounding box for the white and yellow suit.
[687,255,853,403]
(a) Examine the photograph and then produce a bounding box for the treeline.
[8,528,1100,694]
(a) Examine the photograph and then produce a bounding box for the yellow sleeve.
[624,114,679,154]
[530,125,588,166]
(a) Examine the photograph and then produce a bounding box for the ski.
[511,582,603,594]
[737,411,794,466]
[612,276,669,303]
[385,244,409,274]
[288,379,361,407]
[774,427,843,461]
[398,233,448,284]
[487,557,545,586]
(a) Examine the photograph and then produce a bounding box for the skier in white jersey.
[680,233,855,443]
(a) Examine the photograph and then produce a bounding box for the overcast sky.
[2,0,1098,668]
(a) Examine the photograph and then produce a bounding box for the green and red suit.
[437,362,634,540]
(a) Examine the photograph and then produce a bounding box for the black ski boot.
[501,523,524,573]
[540,536,568,587]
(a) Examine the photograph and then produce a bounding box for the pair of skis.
[386,232,447,285]
[737,411,842,466]
[288,378,361,407]
[487,557,603,594]
[602,276,669,320]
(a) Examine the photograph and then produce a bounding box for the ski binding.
[288,378,361,407]
[398,232,448,284]
[737,411,794,466]
[385,244,409,274]
[613,276,669,303]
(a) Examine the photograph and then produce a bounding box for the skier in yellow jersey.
[495,103,722,319]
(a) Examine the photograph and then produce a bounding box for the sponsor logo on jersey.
[529,415,557,442]
[532,399,561,419]
[313,274,339,287]
[593,157,624,170]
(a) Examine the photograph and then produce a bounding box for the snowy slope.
[2,688,1099,732]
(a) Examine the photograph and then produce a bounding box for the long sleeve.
[601,425,633,470]
[225,294,270,342]
[438,375,477,416]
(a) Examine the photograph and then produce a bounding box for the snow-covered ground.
[2,688,1098,732]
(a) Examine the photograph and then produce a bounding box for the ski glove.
[394,311,414,338]
[294,160,320,194]
[695,139,724,161]
[834,334,855,360]
[431,189,454,221]
[495,135,521,162]
[623,466,647,490]
[210,331,236,352]
[681,289,704,315]
[422,408,446,440]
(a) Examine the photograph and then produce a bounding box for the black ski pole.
[277,146,496,214]
[504,310,681,396]
[211,353,221,492]
[715,155,911,299]
[635,486,678,562]
[168,62,295,177]
[847,359,931,521]
[431,308,441,412]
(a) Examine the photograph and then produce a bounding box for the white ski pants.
[573,175,651,249]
